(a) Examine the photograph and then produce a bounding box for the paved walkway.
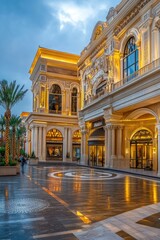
[0,163,160,239]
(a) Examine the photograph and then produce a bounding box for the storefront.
[88,126,105,167]
[130,130,153,169]
[46,129,63,160]
[72,130,81,161]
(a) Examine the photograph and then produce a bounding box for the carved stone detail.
[114,0,151,36]
[155,19,160,29]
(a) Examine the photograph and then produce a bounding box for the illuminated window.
[71,88,77,115]
[123,37,138,79]
[49,84,62,114]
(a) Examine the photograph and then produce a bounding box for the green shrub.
[9,160,17,166]
[0,147,5,157]
[0,160,5,166]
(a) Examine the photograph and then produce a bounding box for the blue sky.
[0,0,119,116]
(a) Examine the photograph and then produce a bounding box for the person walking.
[20,155,26,173]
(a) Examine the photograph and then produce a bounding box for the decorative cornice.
[114,0,151,36]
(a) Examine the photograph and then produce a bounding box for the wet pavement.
[0,163,160,239]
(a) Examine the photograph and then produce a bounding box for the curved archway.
[120,28,140,53]
[126,108,159,123]
[46,128,63,160]
[130,129,153,170]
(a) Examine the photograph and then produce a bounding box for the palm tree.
[16,126,26,159]
[0,115,5,147]
[0,80,28,165]
[10,115,22,160]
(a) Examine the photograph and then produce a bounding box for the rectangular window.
[128,52,135,66]
[128,65,135,76]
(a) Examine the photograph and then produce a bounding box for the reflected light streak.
[73,182,81,192]
[107,196,111,209]
[125,176,130,202]
[152,183,158,203]
[48,180,62,192]
[4,187,9,200]
[76,211,91,224]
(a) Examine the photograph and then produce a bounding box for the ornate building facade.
[26,0,160,174]
[25,47,81,162]
[78,0,160,173]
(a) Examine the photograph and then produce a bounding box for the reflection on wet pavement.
[0,164,160,239]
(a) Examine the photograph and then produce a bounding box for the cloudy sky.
[0,0,119,116]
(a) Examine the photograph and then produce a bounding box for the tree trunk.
[5,109,11,165]
[12,127,16,160]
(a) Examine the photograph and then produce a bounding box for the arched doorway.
[130,129,153,169]
[88,128,105,167]
[46,129,63,160]
[72,130,81,161]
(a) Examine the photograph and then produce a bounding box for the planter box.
[16,164,20,174]
[0,166,17,176]
[28,158,39,165]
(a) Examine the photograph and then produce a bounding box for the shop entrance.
[88,128,105,167]
[46,129,63,160]
[130,130,153,169]
[72,130,81,161]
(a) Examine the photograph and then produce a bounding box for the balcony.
[84,58,160,107]
[114,58,160,90]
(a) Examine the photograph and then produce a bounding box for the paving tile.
[1,164,160,239]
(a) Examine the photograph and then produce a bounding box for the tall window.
[123,37,139,79]
[49,84,62,114]
[71,88,78,115]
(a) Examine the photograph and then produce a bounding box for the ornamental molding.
[155,18,160,29]
[114,0,151,36]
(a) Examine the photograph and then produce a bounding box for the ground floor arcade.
[80,106,160,174]
[25,107,160,174]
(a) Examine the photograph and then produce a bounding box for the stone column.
[67,128,72,161]
[27,129,31,156]
[81,129,88,165]
[25,128,29,154]
[42,127,46,161]
[104,126,108,167]
[117,126,123,159]
[157,124,160,175]
[107,125,112,167]
[38,127,42,161]
[62,90,66,115]
[31,126,34,153]
[63,128,68,161]
[111,126,116,160]
[120,54,123,81]
[34,126,38,157]
[77,91,81,112]
[46,87,49,113]
[152,28,159,61]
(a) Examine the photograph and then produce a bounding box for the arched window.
[49,84,62,114]
[71,88,78,115]
[123,37,139,79]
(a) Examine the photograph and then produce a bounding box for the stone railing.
[114,58,160,90]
